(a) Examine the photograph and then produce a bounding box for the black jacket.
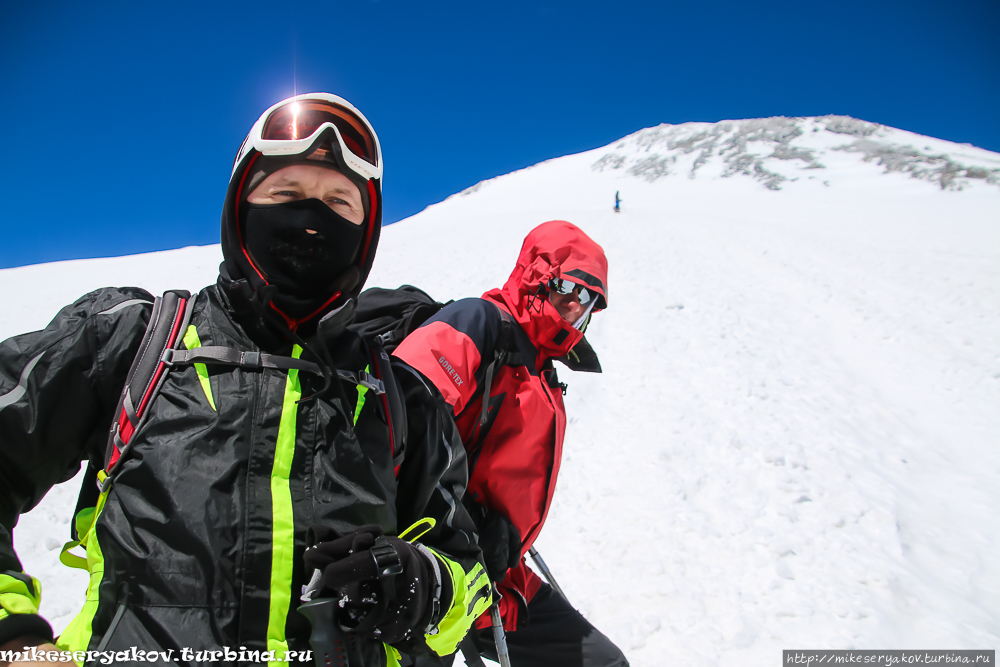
[0,280,488,665]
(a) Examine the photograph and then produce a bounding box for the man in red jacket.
[394,220,628,666]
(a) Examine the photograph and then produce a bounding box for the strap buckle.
[358,371,386,395]
[160,349,177,367]
[370,537,403,577]
[241,351,262,369]
[98,470,114,493]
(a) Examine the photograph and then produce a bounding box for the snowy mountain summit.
[591,115,1000,192]
[4,115,999,667]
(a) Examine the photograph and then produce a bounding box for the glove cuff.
[413,543,443,633]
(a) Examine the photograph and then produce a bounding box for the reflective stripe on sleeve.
[0,352,45,412]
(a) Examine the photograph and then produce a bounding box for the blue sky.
[2,0,998,269]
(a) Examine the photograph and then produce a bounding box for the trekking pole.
[298,597,363,667]
[489,588,512,667]
[527,546,568,601]
[298,537,403,667]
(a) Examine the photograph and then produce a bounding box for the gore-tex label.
[438,356,464,387]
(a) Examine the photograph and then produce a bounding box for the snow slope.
[3,116,998,665]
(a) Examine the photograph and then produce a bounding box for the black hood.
[219,140,383,329]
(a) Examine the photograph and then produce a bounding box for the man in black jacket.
[0,93,491,667]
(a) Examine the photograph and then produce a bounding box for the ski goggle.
[234,93,382,182]
[548,278,594,305]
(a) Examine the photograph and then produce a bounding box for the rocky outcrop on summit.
[592,115,1000,192]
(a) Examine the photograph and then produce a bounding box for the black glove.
[302,524,446,644]
[478,509,522,582]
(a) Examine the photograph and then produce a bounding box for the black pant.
[408,584,629,667]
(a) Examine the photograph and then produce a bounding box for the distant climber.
[614,190,622,213]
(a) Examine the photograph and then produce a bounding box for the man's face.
[549,287,587,324]
[247,164,365,225]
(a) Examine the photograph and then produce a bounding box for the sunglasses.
[548,278,594,305]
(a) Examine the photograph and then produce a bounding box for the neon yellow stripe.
[0,573,42,616]
[425,558,492,657]
[182,325,216,411]
[266,344,302,659]
[58,540,87,570]
[57,471,112,663]
[59,506,98,570]
[398,517,436,543]
[353,365,371,426]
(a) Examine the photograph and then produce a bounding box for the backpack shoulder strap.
[478,302,523,427]
[73,291,192,536]
[102,289,194,487]
[492,304,522,367]
[366,340,407,471]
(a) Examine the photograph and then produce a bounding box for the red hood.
[483,220,609,361]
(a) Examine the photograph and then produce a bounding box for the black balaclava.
[220,139,383,329]
[243,197,363,297]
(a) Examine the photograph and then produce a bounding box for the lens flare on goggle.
[261,100,378,166]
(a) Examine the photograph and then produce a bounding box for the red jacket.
[394,220,609,629]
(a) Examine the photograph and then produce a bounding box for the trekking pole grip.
[298,598,363,667]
